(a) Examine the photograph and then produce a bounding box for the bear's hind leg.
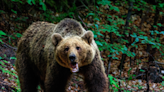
[16,53,39,92]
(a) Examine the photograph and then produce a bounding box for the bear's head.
[51,31,95,72]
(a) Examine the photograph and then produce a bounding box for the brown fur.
[16,18,108,92]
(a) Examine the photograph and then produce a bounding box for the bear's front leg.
[16,53,39,92]
[81,65,108,92]
[79,57,108,92]
[44,62,72,92]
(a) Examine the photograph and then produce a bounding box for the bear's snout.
[69,54,76,64]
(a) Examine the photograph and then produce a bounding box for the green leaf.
[39,0,46,11]
[113,6,119,12]
[152,5,156,10]
[112,57,118,59]
[86,13,95,17]
[159,3,164,8]
[154,30,159,34]
[150,30,154,35]
[108,55,112,57]
[94,17,100,21]
[0,39,3,43]
[10,57,17,60]
[132,52,136,57]
[3,60,8,63]
[94,34,97,38]
[131,37,139,46]
[14,33,22,38]
[31,0,36,4]
[157,23,162,27]
[0,10,5,13]
[135,37,139,42]
[27,0,32,5]
[98,0,111,5]
[97,32,104,36]
[95,24,99,29]
[160,31,164,35]
[153,25,157,28]
[9,35,16,39]
[0,61,6,66]
[0,30,6,36]
[128,68,132,74]
[11,9,17,14]
[130,33,137,38]
[42,3,46,11]
[139,31,146,35]
[128,75,133,80]
[95,41,103,46]
[140,69,145,72]
[108,75,119,88]
[162,81,164,86]
[96,6,99,9]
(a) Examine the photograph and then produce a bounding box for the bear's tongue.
[70,63,79,73]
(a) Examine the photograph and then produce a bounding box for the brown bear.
[15,18,108,92]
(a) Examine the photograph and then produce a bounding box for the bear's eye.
[76,46,80,50]
[64,47,69,52]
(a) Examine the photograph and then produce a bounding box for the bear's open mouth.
[70,63,79,72]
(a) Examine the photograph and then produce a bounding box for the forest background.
[0,0,164,91]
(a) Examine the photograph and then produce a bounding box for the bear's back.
[53,18,86,37]
[19,18,86,49]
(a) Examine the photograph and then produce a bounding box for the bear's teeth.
[72,63,79,72]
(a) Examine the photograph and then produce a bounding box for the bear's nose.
[69,54,76,63]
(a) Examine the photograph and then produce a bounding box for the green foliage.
[0,30,7,42]
[108,74,119,91]
[0,30,22,44]
[11,0,23,3]
[11,0,46,11]
[90,0,136,59]
[161,81,164,86]
[90,0,164,62]
[130,30,164,54]
[0,30,7,37]
[133,0,148,11]
[140,69,145,72]
[27,0,36,5]
[127,68,136,80]
[14,33,22,38]
[0,57,20,92]
[98,0,119,12]
[39,0,46,11]
[11,9,17,14]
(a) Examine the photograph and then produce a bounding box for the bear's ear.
[51,33,63,46]
[82,31,93,45]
